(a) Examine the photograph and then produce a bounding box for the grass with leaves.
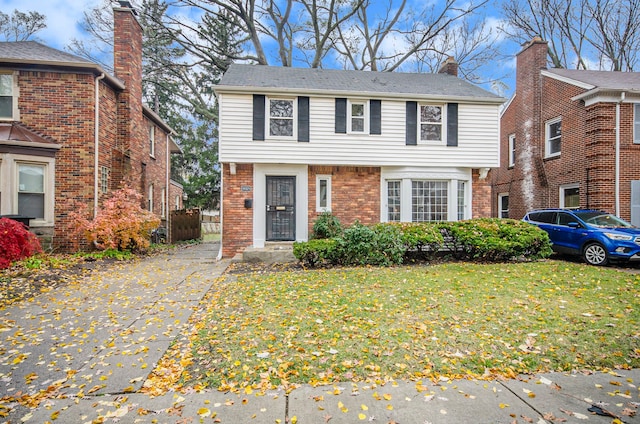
[184,260,640,393]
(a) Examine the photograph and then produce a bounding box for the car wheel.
[583,242,608,266]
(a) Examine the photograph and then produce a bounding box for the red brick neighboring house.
[0,3,182,251]
[492,38,640,224]
[215,62,505,258]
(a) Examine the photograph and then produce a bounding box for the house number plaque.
[241,185,252,192]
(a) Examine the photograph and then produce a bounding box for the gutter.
[94,73,105,218]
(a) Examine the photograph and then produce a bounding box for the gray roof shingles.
[218,63,503,100]
[545,68,640,91]
[0,41,94,65]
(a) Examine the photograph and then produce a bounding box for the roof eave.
[0,139,62,150]
[0,58,125,90]
[143,105,176,135]
[214,85,506,105]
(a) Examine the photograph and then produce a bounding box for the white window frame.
[148,184,154,212]
[0,71,20,121]
[508,134,516,167]
[634,104,640,144]
[315,174,332,212]
[386,180,402,222]
[347,99,368,133]
[381,170,469,223]
[100,166,109,194]
[149,124,155,158]
[498,193,509,218]
[267,97,296,139]
[418,103,446,143]
[560,183,579,209]
[161,188,166,218]
[545,117,562,158]
[175,195,180,210]
[0,155,55,225]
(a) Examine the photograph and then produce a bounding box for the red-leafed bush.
[0,218,42,269]
[69,185,161,252]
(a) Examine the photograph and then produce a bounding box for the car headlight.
[604,232,633,241]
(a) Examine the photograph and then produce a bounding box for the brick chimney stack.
[438,56,458,77]
[113,1,144,191]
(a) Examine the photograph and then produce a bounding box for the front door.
[266,176,296,241]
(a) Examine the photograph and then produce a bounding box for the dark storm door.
[266,176,296,241]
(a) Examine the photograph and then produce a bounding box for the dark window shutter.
[253,94,265,141]
[298,96,309,142]
[370,99,381,135]
[335,98,347,133]
[447,103,458,147]
[406,101,417,145]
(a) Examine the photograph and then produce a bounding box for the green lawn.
[185,260,640,392]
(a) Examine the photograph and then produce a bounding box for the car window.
[530,211,556,224]
[558,212,577,226]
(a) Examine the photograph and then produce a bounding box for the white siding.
[218,93,500,168]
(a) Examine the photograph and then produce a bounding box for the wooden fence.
[170,208,201,243]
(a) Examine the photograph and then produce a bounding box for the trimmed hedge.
[294,217,552,268]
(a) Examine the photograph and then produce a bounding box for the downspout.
[615,92,625,216]
[217,165,224,261]
[166,135,171,241]
[94,73,105,218]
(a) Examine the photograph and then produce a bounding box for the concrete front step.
[242,242,297,264]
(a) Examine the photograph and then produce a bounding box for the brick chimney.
[113,1,144,192]
[438,56,458,77]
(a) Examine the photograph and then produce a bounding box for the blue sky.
[0,0,519,95]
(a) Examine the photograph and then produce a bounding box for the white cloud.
[0,0,101,48]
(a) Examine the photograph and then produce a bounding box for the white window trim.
[418,103,446,144]
[315,174,332,212]
[148,184,154,213]
[508,134,516,167]
[498,193,509,218]
[266,96,297,140]
[634,103,640,144]
[149,124,155,158]
[0,155,55,226]
[380,168,470,223]
[161,188,166,218]
[0,71,20,121]
[545,117,562,158]
[347,99,369,134]
[559,183,579,209]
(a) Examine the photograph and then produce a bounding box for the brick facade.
[222,163,254,257]
[492,39,640,222]
[0,4,181,251]
[308,166,381,231]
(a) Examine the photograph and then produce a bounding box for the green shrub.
[387,222,444,260]
[311,212,342,239]
[293,239,338,267]
[334,222,405,266]
[438,218,552,262]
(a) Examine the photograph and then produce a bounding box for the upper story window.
[269,98,295,137]
[0,73,16,120]
[634,104,640,144]
[420,104,443,142]
[508,134,516,167]
[545,117,562,158]
[349,100,367,133]
[149,124,155,157]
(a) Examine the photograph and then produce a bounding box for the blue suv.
[523,209,640,266]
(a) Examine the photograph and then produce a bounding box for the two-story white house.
[215,63,505,258]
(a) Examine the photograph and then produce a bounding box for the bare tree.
[500,0,640,70]
[0,9,46,41]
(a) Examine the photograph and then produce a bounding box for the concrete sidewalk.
[1,243,639,423]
